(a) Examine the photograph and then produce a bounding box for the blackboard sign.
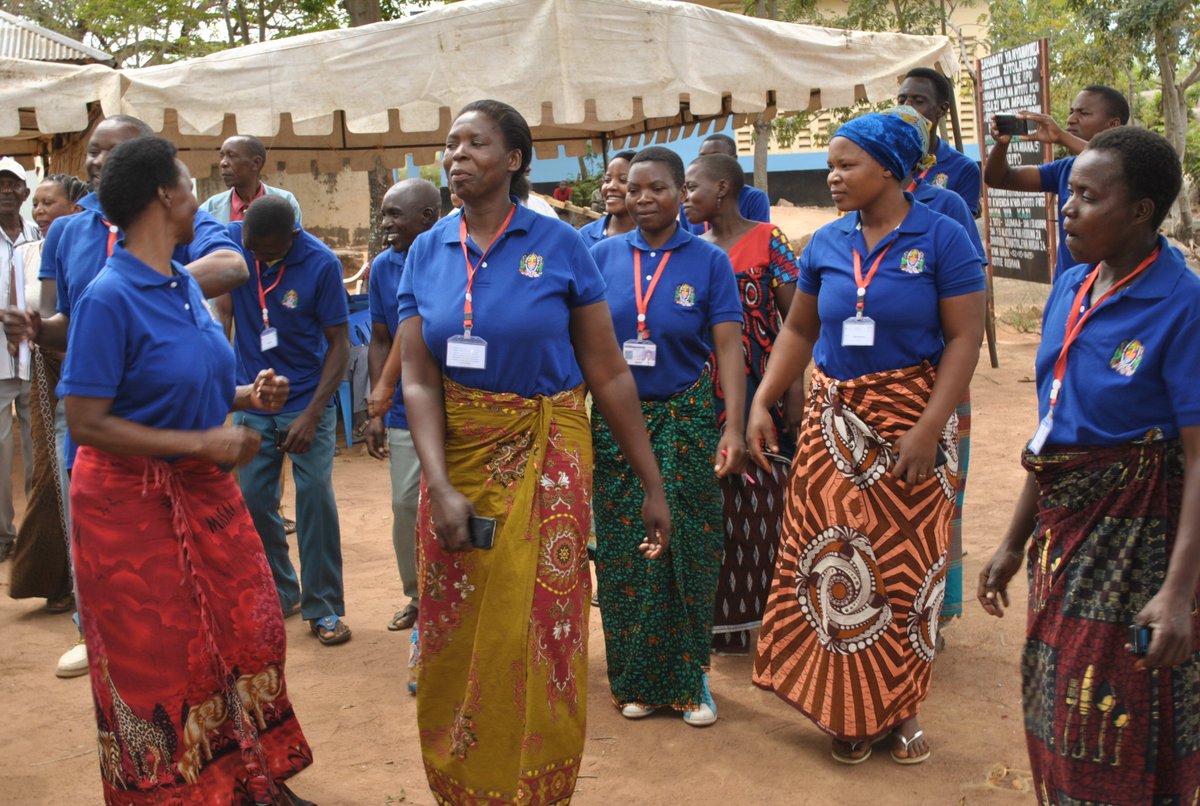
[978,41,1055,284]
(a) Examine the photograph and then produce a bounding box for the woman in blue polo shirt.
[59,136,311,803]
[978,128,1200,802]
[578,150,636,248]
[749,111,985,766]
[590,146,746,727]
[396,99,669,806]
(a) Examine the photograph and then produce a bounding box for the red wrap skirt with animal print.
[72,447,311,805]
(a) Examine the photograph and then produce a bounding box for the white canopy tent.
[1,0,958,175]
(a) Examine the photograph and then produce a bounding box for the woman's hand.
[429,483,475,553]
[249,369,289,412]
[4,308,39,354]
[746,402,779,472]
[639,485,671,558]
[367,382,395,420]
[1133,591,1195,670]
[892,424,939,486]
[977,546,1025,618]
[197,425,261,468]
[714,431,746,478]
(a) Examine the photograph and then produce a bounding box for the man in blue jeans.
[218,196,352,645]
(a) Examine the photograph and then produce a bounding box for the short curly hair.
[689,153,744,196]
[97,136,181,230]
[630,146,685,189]
[1087,127,1181,230]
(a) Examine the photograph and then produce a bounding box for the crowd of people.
[0,64,1196,806]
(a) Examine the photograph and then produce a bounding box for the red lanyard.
[256,260,286,328]
[101,219,118,257]
[851,244,892,319]
[1048,247,1160,410]
[906,167,931,193]
[633,248,673,340]
[459,204,516,334]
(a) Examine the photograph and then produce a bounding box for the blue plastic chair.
[335,308,374,446]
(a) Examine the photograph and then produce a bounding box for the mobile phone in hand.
[468,516,497,550]
[1128,624,1151,656]
[994,114,1034,137]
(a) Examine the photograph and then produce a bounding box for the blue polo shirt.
[1034,239,1200,447]
[929,138,982,216]
[40,193,240,319]
[579,215,613,248]
[1039,156,1075,278]
[396,200,606,399]
[591,224,742,401]
[60,245,236,441]
[912,180,987,267]
[797,198,985,381]
[226,223,349,414]
[368,246,409,429]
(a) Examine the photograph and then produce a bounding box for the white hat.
[0,157,27,186]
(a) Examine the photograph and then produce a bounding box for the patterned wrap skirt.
[72,447,310,805]
[592,371,724,711]
[9,347,70,601]
[1021,434,1200,804]
[415,380,592,806]
[753,363,959,739]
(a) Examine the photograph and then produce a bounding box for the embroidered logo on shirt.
[282,289,299,309]
[933,173,949,188]
[1110,339,1144,377]
[519,253,544,278]
[900,249,926,275]
[674,283,696,307]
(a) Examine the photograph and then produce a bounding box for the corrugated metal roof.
[0,11,113,64]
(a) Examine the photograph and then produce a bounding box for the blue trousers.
[234,408,345,620]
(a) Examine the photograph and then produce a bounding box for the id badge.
[623,338,658,367]
[447,334,487,369]
[842,316,876,347]
[260,327,279,351]
[1028,413,1053,455]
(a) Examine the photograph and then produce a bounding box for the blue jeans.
[234,408,345,620]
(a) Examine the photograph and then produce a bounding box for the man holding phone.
[983,85,1129,276]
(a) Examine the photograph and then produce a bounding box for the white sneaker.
[683,674,718,727]
[621,703,656,719]
[56,639,88,679]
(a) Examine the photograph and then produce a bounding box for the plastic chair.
[334,308,374,446]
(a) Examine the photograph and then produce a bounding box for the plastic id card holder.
[841,316,876,347]
[260,327,279,351]
[1028,413,1052,455]
[623,338,657,367]
[446,334,487,369]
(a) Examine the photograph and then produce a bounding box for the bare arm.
[569,301,671,555]
[365,321,394,460]
[399,316,476,552]
[280,322,349,454]
[66,395,259,467]
[893,290,985,484]
[187,248,249,298]
[711,320,747,477]
[983,131,1044,193]
[1137,425,1200,668]
[979,470,1039,617]
[211,294,234,343]
[747,289,820,467]
[773,283,809,432]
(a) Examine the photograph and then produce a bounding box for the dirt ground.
[0,207,1052,805]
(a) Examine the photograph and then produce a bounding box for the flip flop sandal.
[45,594,75,614]
[891,729,932,765]
[388,604,418,631]
[311,615,352,646]
[831,739,873,765]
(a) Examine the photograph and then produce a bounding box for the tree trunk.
[1154,25,1195,243]
[753,117,770,197]
[344,0,389,259]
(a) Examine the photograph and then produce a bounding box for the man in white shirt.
[200,135,303,225]
[0,157,38,561]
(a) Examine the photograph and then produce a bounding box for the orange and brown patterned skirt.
[753,362,959,740]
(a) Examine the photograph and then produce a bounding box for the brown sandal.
[310,616,352,646]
